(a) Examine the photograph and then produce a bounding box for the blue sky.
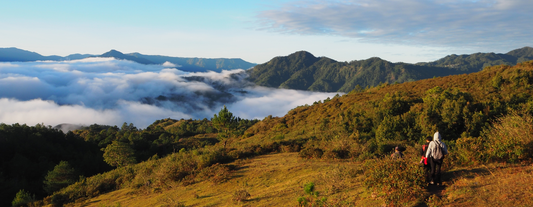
[1,0,532,64]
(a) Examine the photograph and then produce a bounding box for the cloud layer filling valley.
[0,58,338,128]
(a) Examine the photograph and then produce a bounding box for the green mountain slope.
[247,47,533,92]
[417,46,533,71]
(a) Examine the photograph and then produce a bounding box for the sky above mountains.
[1,0,532,64]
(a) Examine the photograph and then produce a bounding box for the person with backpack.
[420,136,432,183]
[391,146,404,159]
[425,131,448,185]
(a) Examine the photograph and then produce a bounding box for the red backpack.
[421,144,429,165]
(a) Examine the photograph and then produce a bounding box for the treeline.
[0,124,109,207]
[1,112,258,207]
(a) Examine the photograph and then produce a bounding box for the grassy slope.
[442,164,533,207]
[65,154,533,207]
[67,153,379,207]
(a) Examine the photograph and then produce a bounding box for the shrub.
[303,182,315,195]
[448,137,483,166]
[363,157,425,206]
[232,189,250,202]
[11,189,34,207]
[482,111,533,163]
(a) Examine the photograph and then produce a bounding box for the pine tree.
[212,106,237,143]
[43,161,76,194]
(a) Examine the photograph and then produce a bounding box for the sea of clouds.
[0,58,339,129]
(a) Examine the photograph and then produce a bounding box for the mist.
[0,58,340,129]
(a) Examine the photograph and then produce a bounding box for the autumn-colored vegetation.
[4,60,533,206]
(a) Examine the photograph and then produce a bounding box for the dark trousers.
[424,163,431,183]
[429,157,443,184]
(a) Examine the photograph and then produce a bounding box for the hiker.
[391,146,404,159]
[420,136,432,183]
[425,131,448,185]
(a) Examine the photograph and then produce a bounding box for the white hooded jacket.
[425,132,448,159]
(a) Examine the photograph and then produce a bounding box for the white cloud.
[258,0,533,52]
[162,61,180,68]
[0,59,338,128]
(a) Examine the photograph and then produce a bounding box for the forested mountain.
[247,47,533,92]
[417,46,533,71]
[0,47,256,72]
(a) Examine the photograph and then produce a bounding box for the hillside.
[18,61,533,207]
[247,47,533,92]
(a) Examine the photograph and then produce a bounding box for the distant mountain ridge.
[0,47,92,62]
[247,47,533,92]
[0,48,256,72]
[127,52,257,72]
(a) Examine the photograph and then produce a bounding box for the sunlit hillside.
[7,61,533,207]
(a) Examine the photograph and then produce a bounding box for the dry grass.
[67,153,383,207]
[442,164,533,207]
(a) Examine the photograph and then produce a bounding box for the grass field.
[62,153,533,207]
[67,153,382,207]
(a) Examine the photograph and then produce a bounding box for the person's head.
[426,136,432,143]
[433,131,442,141]
[395,146,400,151]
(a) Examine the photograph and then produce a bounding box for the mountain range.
[247,47,533,92]
[2,46,533,91]
[0,48,257,72]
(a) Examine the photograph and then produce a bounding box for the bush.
[448,137,483,166]
[303,182,315,195]
[11,189,34,207]
[482,111,533,163]
[232,189,250,202]
[363,157,425,206]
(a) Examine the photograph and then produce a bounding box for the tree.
[212,106,237,147]
[102,141,136,167]
[43,161,77,194]
[212,106,237,136]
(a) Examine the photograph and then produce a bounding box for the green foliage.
[11,189,34,207]
[297,196,308,206]
[103,141,136,167]
[297,182,329,207]
[43,161,77,194]
[303,182,315,195]
[363,157,425,206]
[482,111,533,163]
[212,106,237,139]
